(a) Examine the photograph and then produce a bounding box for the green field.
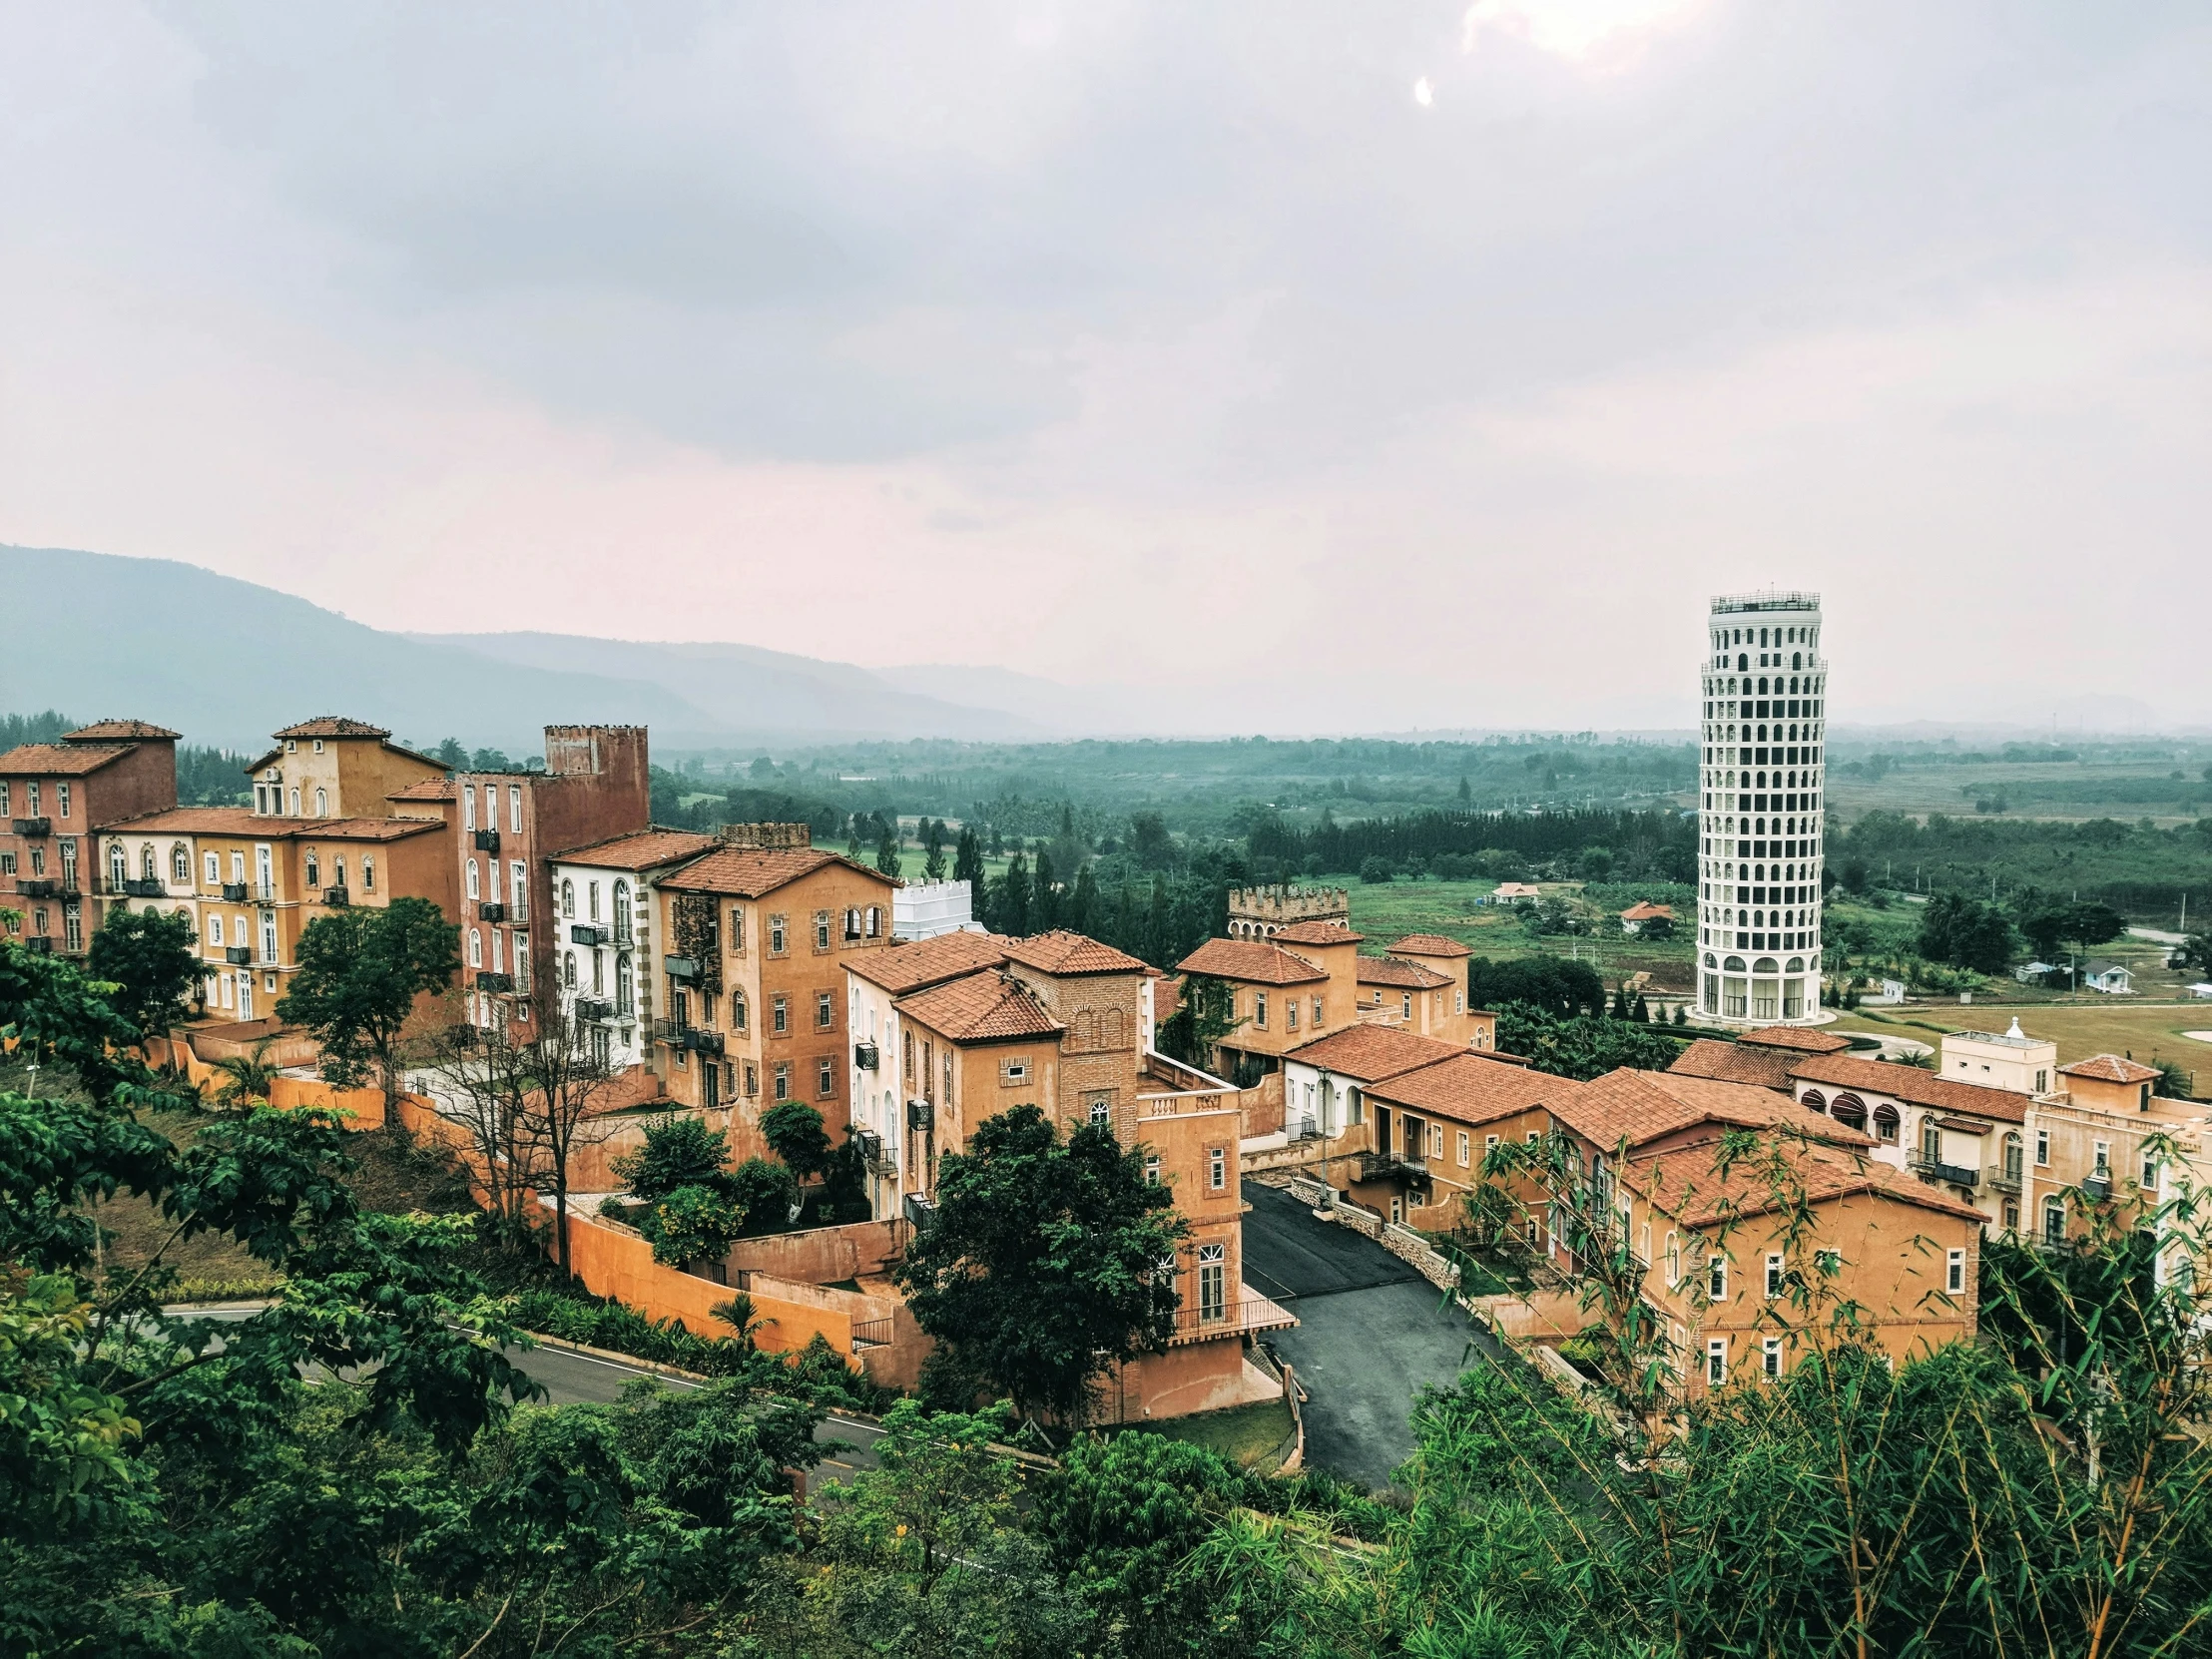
[1832,1000,2212,1096]
[1136,1395,1299,1470]
[1326,874,1699,990]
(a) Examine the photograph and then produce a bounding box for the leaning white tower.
[1697,592,1827,1026]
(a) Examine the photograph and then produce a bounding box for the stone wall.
[1290,1187,1462,1293]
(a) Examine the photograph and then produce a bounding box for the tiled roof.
[1271,920,1364,946]
[273,717,391,739]
[1284,1024,1465,1083]
[1787,1053,2027,1123]
[387,778,458,802]
[0,742,135,777]
[1357,956,1451,989]
[659,845,889,898]
[1389,932,1471,957]
[2059,1054,2162,1085]
[1619,901,1676,921]
[1666,1038,1799,1091]
[1177,937,1326,985]
[894,969,1063,1043]
[1738,1025,1854,1054]
[849,930,1011,995]
[1622,1136,1985,1229]
[1366,1051,1573,1126]
[64,719,180,741]
[556,828,718,870]
[1001,930,1149,976]
[102,808,444,841]
[1552,1067,1873,1152]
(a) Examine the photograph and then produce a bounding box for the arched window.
[467,928,483,968]
[313,788,327,818]
[2003,1132,2023,1181]
[2043,1200,2065,1245]
[466,858,480,900]
[1832,1093,1868,1130]
[562,952,577,988]
[1738,653,1748,672]
[360,855,374,892]
[1665,1232,1680,1285]
[613,880,632,942]
[171,843,190,882]
[109,843,128,888]
[1802,1089,1828,1112]
[731,990,749,1031]
[1873,1104,1900,1143]
[616,955,634,1015]
[561,879,575,917]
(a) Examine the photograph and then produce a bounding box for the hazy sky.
[3,2,2208,732]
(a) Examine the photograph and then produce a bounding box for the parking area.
[1242,1181,1498,1490]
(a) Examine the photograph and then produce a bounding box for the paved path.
[1240,1183,1496,1491]
[161,1304,886,1480]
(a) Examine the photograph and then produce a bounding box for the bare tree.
[422,1018,547,1247]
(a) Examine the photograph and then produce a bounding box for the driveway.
[1241,1182,1497,1491]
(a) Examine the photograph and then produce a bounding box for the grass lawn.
[1138,1394,1298,1470]
[1326,874,1700,991]
[1831,1002,2212,1098]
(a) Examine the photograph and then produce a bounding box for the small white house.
[2081,961,2135,995]
[2190,982,2212,1001]
[892,878,980,941]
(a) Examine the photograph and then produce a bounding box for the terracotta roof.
[1357,956,1452,990]
[659,845,889,899]
[1284,1024,1466,1083]
[102,807,444,841]
[0,742,135,777]
[386,778,458,802]
[1270,920,1364,946]
[1619,901,1676,921]
[894,969,1063,1043]
[1667,1038,1799,1091]
[2059,1054,2162,1085]
[848,930,1012,995]
[1738,1025,1854,1054]
[1389,933,1471,957]
[1552,1067,1873,1152]
[1788,1053,2027,1123]
[273,717,391,739]
[1365,1050,1574,1126]
[556,828,719,871]
[1001,930,1149,976]
[64,719,180,742]
[1177,937,1326,985]
[1622,1136,1985,1229]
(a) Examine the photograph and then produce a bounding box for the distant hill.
[0,545,1042,751]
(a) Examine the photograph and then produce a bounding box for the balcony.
[907,1097,933,1133]
[2083,1172,2112,1203]
[22,936,53,954]
[688,1028,726,1057]
[256,881,278,903]
[1913,1159,1980,1191]
[651,1016,689,1048]
[853,1040,879,1071]
[473,829,501,853]
[663,954,700,982]
[224,946,252,965]
[569,922,608,946]
[478,900,506,923]
[1355,1150,1428,1185]
[222,881,249,902]
[322,886,350,907]
[1291,1114,1321,1143]
[571,995,613,1022]
[849,1127,885,1167]
[475,970,515,993]
[125,877,166,898]
[903,1193,938,1229]
[1166,1296,1300,1346]
[15,878,58,899]
[1988,1169,2023,1195]
[507,896,529,923]
[12,818,50,837]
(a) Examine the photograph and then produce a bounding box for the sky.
[2,2,2208,734]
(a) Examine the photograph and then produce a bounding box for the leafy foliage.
[1490,1003,1688,1080]
[276,896,459,1100]
[84,906,200,1036]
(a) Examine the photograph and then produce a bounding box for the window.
[772,995,789,1035]
[2143,1152,2160,1190]
[1457,1130,1470,1167]
[56,784,70,819]
[23,783,37,815]
[1765,1253,1784,1299]
[1708,1256,1727,1302]
[1198,1243,1227,1322]
[1286,999,1298,1032]
[1764,1339,1782,1380]
[466,858,480,900]
[2003,1202,2019,1233]
[360,855,374,892]
[1402,993,1412,1020]
[2043,1200,2065,1245]
[1145,1155,1162,1185]
[769,914,788,955]
[1254,991,1268,1029]
[731,991,748,1031]
[468,929,483,968]
[208,914,224,947]
[1209,1147,1227,1191]
[1001,1057,1030,1086]
[616,955,634,1015]
[560,879,575,917]
[287,788,300,816]
[818,1057,834,1098]
[815,910,831,950]
[1946,1249,1966,1295]
[563,951,577,988]
[2035,1129,2050,1167]
[1665,1233,1680,1285]
[817,990,833,1030]
[588,880,601,921]
[1873,1104,1899,1144]
[774,1062,791,1102]
[1089,1095,1112,1130]
[842,907,861,941]
[205,851,220,884]
[0,783,7,815]
[865,905,882,938]
[313,788,327,818]
[508,785,522,832]
[1313,995,1324,1025]
[2093,1140,2110,1176]
[1707,1340,1727,1385]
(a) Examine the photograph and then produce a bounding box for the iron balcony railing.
[478,900,506,923]
[664,954,700,982]
[1988,1168,2023,1194]
[1290,1114,1321,1143]
[1355,1150,1428,1184]
[256,881,277,902]
[850,1316,894,1350]
[322,886,350,907]
[1167,1299,1294,1344]
[569,923,608,946]
[473,829,501,853]
[475,970,515,993]
[853,1040,879,1071]
[22,936,53,954]
[903,1193,938,1229]
[507,897,529,923]
[1913,1157,1980,1190]
[906,1097,933,1133]
[12,818,51,837]
[571,995,613,1023]
[15,877,59,899]
[224,946,252,965]
[222,881,249,901]
[2083,1172,2113,1202]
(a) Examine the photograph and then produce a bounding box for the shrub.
[612,1114,734,1202]
[1359,856,1396,884]
[639,1183,747,1266]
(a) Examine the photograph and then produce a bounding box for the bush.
[638,1183,747,1266]
[1359,855,1396,884]
[612,1114,734,1202]
[729,1157,802,1236]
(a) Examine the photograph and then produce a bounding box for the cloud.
[1461,0,1708,63]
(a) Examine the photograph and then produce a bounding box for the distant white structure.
[1697,590,1827,1025]
[893,878,981,941]
[1942,1018,2058,1097]
[2081,961,2135,995]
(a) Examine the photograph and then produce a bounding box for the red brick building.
[1,720,179,957]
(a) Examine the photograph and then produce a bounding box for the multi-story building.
[244,717,444,820]
[1,720,179,957]
[546,829,717,1070]
[648,825,898,1145]
[1784,1051,2030,1232]
[1354,933,1491,1042]
[1696,591,1829,1025]
[2027,1055,2209,1262]
[98,809,453,1020]
[440,727,652,1033]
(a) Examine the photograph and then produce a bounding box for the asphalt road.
[161,1304,886,1482]
[1241,1183,1497,1491]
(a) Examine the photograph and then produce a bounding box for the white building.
[1941,1018,2057,1097]
[1697,590,1828,1026]
[892,877,980,941]
[546,829,715,1071]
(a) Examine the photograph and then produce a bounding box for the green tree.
[1033,847,1061,930]
[953,825,985,891]
[892,1105,1187,1431]
[1917,890,2015,974]
[761,1099,832,1181]
[640,1182,747,1266]
[207,1034,282,1111]
[1491,1003,1687,1080]
[1068,863,1101,935]
[876,823,903,878]
[729,1155,801,1235]
[923,818,948,881]
[612,1112,734,1201]
[84,907,199,1036]
[992,851,1033,936]
[1129,812,1176,871]
[277,896,459,1115]
[1158,972,1242,1073]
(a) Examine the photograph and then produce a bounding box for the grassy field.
[1330,874,1699,990]
[1830,1001,2212,1097]
[1136,1394,1298,1470]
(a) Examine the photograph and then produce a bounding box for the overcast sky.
[3,2,2208,733]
